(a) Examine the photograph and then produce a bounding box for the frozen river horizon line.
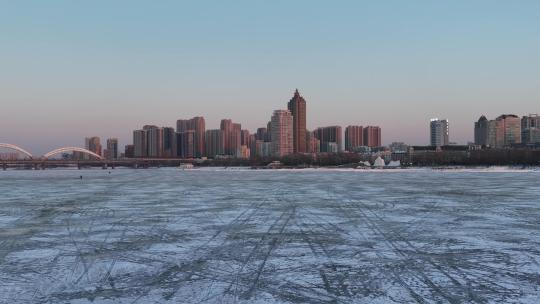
[2,165,540,173]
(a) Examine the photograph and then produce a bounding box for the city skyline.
[124,89,384,160]
[1,93,539,157]
[1,1,540,153]
[2,85,538,155]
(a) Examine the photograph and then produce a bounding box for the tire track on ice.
[340,198,464,304]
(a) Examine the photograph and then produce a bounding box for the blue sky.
[1,1,539,154]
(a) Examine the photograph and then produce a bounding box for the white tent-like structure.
[373,156,385,167]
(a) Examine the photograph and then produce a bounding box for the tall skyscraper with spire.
[287,89,307,153]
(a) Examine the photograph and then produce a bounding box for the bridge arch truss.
[43,147,104,160]
[0,143,33,159]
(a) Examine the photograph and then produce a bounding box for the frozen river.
[0,168,539,303]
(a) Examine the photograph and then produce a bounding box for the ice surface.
[0,168,539,303]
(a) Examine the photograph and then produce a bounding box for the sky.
[1,0,539,154]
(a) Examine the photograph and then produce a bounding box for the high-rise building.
[266,121,272,142]
[241,129,251,147]
[306,130,320,153]
[240,130,255,157]
[176,130,195,158]
[254,140,264,157]
[314,126,342,152]
[124,144,134,158]
[472,117,500,148]
[487,119,499,148]
[191,117,205,157]
[105,138,118,160]
[232,123,242,157]
[363,126,381,147]
[430,119,449,147]
[133,129,147,157]
[163,127,176,157]
[345,126,363,151]
[134,125,160,158]
[146,126,164,157]
[474,116,489,146]
[521,114,540,144]
[256,128,269,142]
[176,117,205,157]
[475,115,523,148]
[205,129,224,158]
[249,134,257,156]
[220,119,241,156]
[495,114,521,147]
[287,89,307,153]
[85,136,102,159]
[270,110,294,157]
[176,119,190,133]
[220,119,233,154]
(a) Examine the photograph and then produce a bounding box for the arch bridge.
[43,147,104,160]
[1,144,104,160]
[0,143,33,159]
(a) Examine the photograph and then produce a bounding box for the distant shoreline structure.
[1,155,539,171]
[1,165,538,173]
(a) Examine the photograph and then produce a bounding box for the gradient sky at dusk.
[1,1,539,154]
